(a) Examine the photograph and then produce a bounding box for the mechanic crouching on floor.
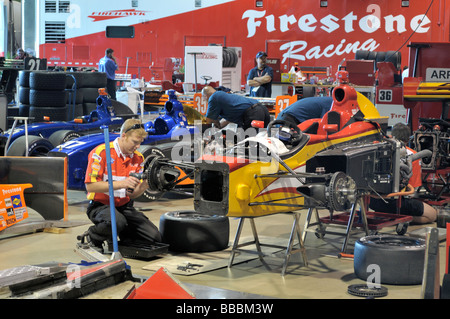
[82,119,162,252]
[369,123,437,224]
[201,86,270,129]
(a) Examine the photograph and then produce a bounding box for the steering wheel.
[267,119,303,145]
[201,75,212,84]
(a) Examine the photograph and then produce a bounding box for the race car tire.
[79,87,100,103]
[29,106,68,122]
[29,71,67,91]
[159,211,230,252]
[30,89,67,107]
[111,99,134,115]
[354,235,426,285]
[66,89,84,104]
[6,135,55,156]
[135,147,166,202]
[65,71,85,89]
[19,86,30,105]
[81,72,107,88]
[18,104,30,117]
[48,130,82,148]
[18,70,32,87]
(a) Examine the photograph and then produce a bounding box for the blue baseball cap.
[256,51,267,59]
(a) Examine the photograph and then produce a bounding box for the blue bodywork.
[0,93,125,155]
[48,90,200,191]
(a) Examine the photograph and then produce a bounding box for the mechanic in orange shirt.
[369,123,437,224]
[82,119,162,252]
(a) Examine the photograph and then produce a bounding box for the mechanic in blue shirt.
[247,51,273,98]
[277,96,333,126]
[202,86,270,129]
[99,48,118,100]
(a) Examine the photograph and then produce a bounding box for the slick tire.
[354,235,426,285]
[159,211,230,252]
[29,106,68,122]
[6,135,55,156]
[29,71,67,91]
[48,130,81,148]
[30,89,67,107]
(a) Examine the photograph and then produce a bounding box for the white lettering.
[298,14,317,32]
[411,14,431,33]
[384,15,407,33]
[241,9,430,38]
[279,38,380,64]
[320,14,340,33]
[242,9,266,38]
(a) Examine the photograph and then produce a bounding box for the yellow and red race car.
[145,70,424,218]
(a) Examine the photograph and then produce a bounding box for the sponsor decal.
[11,195,23,208]
[88,9,149,22]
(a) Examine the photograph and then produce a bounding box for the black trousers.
[242,103,271,129]
[86,200,162,245]
[106,78,117,100]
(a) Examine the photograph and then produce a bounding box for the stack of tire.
[65,71,85,120]
[17,70,32,117]
[355,50,402,71]
[28,71,68,122]
[78,72,108,115]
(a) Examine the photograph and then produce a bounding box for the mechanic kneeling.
[369,123,437,224]
[82,119,162,252]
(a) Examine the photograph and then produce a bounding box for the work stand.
[228,212,308,276]
[302,196,413,254]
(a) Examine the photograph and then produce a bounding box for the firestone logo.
[88,9,148,22]
[242,5,431,63]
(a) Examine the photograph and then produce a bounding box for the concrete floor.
[0,189,447,299]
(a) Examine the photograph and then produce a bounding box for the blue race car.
[0,89,134,156]
[48,90,202,201]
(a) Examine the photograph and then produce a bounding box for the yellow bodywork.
[225,91,387,218]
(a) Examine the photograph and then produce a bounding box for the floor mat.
[142,236,291,275]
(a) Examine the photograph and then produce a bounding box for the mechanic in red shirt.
[369,123,437,224]
[82,119,162,252]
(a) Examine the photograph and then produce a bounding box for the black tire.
[159,211,230,252]
[66,89,84,104]
[19,87,30,105]
[30,89,66,107]
[111,99,134,115]
[18,70,31,87]
[83,102,97,115]
[29,71,67,91]
[29,106,68,122]
[67,103,84,119]
[355,50,370,60]
[65,72,85,89]
[79,87,100,103]
[18,104,30,117]
[6,135,55,156]
[354,235,426,285]
[81,72,107,88]
[48,130,81,147]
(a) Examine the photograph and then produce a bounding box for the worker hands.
[123,175,142,194]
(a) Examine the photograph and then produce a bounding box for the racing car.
[141,69,428,217]
[48,89,204,201]
[0,88,134,157]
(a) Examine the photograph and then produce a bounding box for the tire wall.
[18,71,108,122]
